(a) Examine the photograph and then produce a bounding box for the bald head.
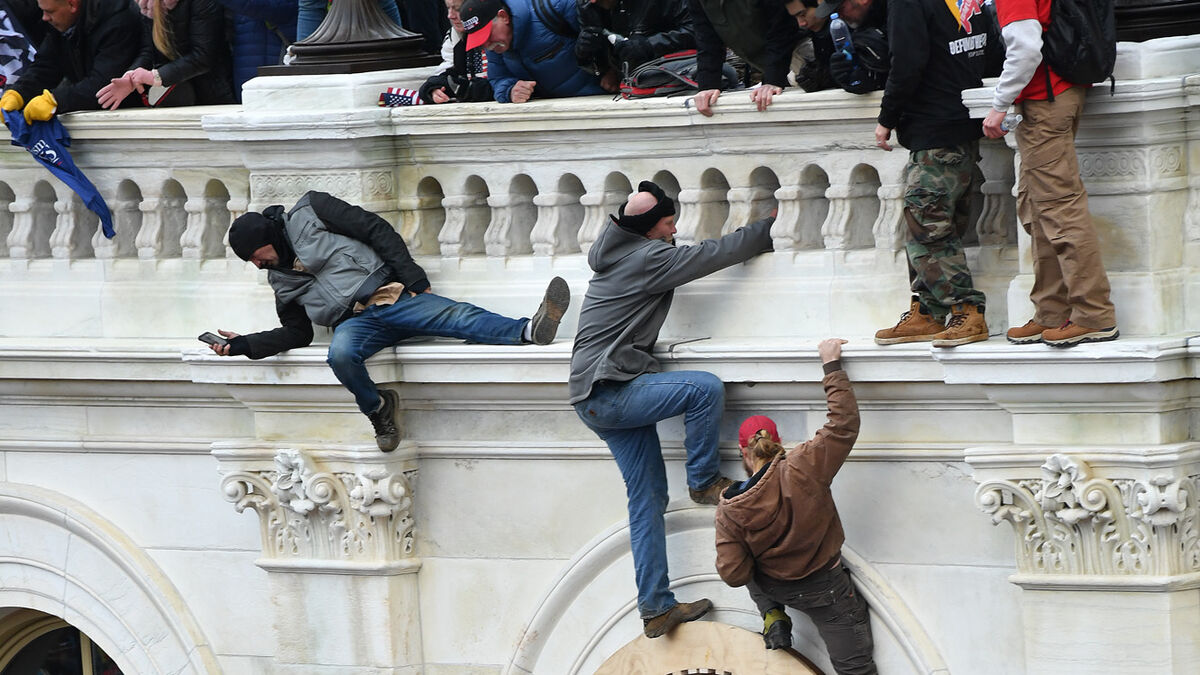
[624,191,659,217]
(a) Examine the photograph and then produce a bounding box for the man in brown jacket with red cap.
[714,337,877,674]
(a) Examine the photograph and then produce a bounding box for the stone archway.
[594,622,823,674]
[0,482,219,674]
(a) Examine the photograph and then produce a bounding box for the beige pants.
[1016,86,1116,329]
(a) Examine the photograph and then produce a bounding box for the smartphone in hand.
[198,331,228,347]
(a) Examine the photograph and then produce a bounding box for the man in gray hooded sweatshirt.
[568,180,773,638]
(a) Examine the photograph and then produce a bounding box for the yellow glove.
[23,89,57,124]
[0,89,23,112]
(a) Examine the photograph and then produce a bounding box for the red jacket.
[714,367,860,586]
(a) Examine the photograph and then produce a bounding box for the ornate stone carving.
[1078,145,1185,181]
[221,449,417,563]
[976,454,1200,576]
[250,171,395,205]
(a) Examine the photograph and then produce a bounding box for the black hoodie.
[877,0,991,151]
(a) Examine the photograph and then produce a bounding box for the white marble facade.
[0,36,1199,674]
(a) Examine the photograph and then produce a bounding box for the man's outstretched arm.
[788,339,860,484]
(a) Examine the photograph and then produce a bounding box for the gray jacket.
[267,194,392,328]
[568,218,774,403]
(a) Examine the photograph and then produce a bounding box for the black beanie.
[614,181,675,235]
[229,206,293,265]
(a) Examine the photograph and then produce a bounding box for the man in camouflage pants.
[871,0,992,348]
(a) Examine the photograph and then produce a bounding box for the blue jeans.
[573,371,726,618]
[328,293,526,414]
[297,0,403,41]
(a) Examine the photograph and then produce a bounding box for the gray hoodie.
[568,217,774,403]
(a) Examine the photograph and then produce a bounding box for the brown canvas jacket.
[714,366,860,586]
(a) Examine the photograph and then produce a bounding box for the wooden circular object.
[594,621,823,675]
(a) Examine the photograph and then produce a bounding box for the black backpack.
[1041,0,1116,97]
[619,50,738,99]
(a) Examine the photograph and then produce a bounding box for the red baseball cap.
[738,415,781,448]
[461,0,502,51]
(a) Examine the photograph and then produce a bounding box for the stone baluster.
[439,193,488,257]
[6,198,34,260]
[484,193,534,257]
[225,197,248,260]
[721,186,776,235]
[531,191,581,256]
[976,179,1016,247]
[0,200,9,259]
[180,197,210,259]
[136,198,163,260]
[577,188,626,254]
[674,187,727,246]
[396,194,443,255]
[94,198,140,259]
[50,197,95,260]
[821,182,876,250]
[871,182,906,252]
[771,184,826,251]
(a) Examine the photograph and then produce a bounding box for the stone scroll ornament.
[222,449,417,563]
[975,454,1200,576]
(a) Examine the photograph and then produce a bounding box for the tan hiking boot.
[1042,321,1119,347]
[931,304,988,347]
[643,599,713,638]
[1006,319,1055,345]
[874,299,945,345]
[689,476,735,505]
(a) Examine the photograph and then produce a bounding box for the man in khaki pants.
[983,0,1119,347]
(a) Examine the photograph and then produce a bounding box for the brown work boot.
[931,304,988,347]
[689,476,735,505]
[1042,321,1119,348]
[1006,319,1055,345]
[874,299,944,345]
[643,599,713,638]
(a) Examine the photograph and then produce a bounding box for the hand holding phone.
[198,331,228,347]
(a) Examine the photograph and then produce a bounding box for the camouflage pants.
[902,141,986,319]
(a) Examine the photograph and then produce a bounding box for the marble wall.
[0,36,1198,674]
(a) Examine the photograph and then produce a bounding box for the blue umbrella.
[3,109,114,238]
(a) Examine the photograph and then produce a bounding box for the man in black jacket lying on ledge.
[206,190,570,452]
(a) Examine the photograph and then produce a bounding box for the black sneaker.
[528,277,570,345]
[366,389,400,452]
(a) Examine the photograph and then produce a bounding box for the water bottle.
[1001,113,1023,131]
[830,13,853,57]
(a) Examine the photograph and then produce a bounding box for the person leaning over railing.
[416,0,493,104]
[96,0,235,109]
[688,0,800,116]
[458,0,603,103]
[0,0,140,123]
[574,0,695,95]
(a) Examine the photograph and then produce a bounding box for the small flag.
[378,87,424,107]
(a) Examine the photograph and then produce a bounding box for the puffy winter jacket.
[213,0,296,99]
[487,0,604,103]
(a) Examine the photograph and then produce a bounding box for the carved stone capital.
[218,444,419,574]
[974,453,1200,579]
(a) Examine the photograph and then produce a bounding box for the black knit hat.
[228,206,293,266]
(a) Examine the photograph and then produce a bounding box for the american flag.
[378,87,424,107]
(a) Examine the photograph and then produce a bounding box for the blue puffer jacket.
[488,0,604,103]
[214,0,297,100]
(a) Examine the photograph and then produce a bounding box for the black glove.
[828,51,880,95]
[795,60,834,93]
[612,35,653,70]
[575,26,607,64]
